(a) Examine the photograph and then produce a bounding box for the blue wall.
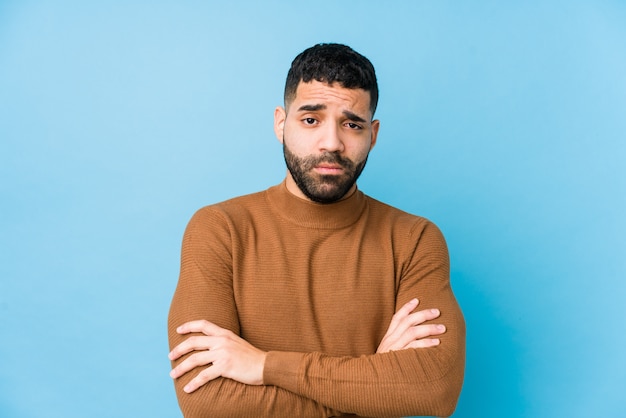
[1,1,624,417]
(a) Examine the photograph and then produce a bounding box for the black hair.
[284,43,379,116]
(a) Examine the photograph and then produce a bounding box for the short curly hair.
[284,43,379,116]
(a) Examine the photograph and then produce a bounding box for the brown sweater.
[168,182,465,418]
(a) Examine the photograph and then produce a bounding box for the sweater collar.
[266,180,367,229]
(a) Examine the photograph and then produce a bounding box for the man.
[168,43,465,417]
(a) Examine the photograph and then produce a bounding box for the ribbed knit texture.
[168,181,465,418]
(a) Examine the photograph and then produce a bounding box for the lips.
[306,153,352,174]
[314,163,344,174]
[316,163,343,169]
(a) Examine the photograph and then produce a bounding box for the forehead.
[290,81,372,115]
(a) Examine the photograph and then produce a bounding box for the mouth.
[314,164,344,175]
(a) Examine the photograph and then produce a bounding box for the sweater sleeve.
[167,208,339,418]
[263,221,466,417]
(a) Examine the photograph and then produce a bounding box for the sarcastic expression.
[282,143,367,204]
[274,81,380,203]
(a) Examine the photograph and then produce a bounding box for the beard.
[283,141,368,204]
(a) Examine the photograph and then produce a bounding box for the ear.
[274,106,286,144]
[369,119,380,150]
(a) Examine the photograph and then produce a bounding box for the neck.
[267,181,366,229]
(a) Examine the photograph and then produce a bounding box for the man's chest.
[230,227,400,355]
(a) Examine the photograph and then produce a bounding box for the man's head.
[274,44,380,204]
[284,43,379,116]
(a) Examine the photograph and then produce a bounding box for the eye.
[302,117,318,125]
[346,122,363,130]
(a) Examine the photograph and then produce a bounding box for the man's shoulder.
[190,187,271,222]
[212,188,268,209]
[362,193,442,236]
[363,194,426,222]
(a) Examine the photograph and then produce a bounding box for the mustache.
[302,152,355,170]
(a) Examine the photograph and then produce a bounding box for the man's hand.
[377,298,446,353]
[168,320,267,393]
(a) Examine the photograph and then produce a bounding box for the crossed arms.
[167,206,465,417]
[169,302,462,417]
[170,298,443,392]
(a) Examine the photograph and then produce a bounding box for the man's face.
[274,80,380,203]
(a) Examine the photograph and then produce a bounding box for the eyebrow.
[342,110,367,124]
[297,104,326,112]
[297,104,368,123]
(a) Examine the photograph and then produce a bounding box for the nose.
[317,123,345,153]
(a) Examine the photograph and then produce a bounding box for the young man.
[168,43,465,417]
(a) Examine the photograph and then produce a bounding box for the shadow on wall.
[452,270,524,418]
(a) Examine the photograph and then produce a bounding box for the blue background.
[1,1,625,417]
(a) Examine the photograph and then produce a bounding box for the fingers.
[406,323,446,341]
[390,305,442,340]
[169,350,223,393]
[407,308,441,327]
[388,301,441,335]
[169,335,213,361]
[377,301,447,353]
[170,350,213,380]
[176,319,230,336]
[170,349,225,394]
[405,338,441,349]
[378,322,446,353]
[169,320,232,361]
[183,364,222,393]
[387,298,420,334]
[168,321,240,393]
[169,323,267,391]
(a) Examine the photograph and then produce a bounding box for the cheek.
[347,140,373,162]
[283,128,311,156]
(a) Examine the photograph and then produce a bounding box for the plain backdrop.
[1,1,625,417]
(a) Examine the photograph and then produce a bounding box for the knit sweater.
[168,181,465,418]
